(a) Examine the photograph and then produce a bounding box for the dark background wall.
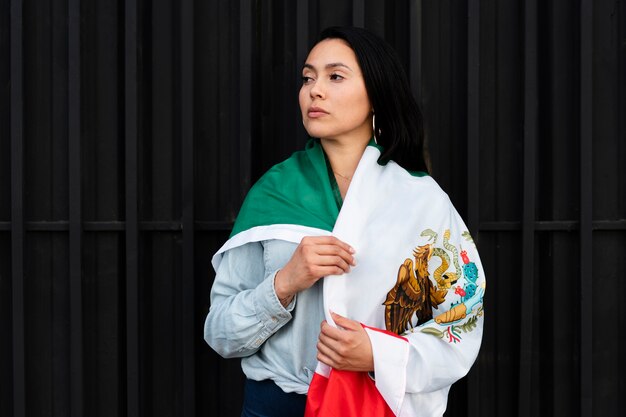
[1,0,625,416]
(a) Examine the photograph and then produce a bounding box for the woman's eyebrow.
[302,62,353,72]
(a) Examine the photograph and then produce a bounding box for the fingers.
[329,311,360,330]
[302,235,355,254]
[319,319,341,341]
[279,235,356,295]
[317,315,374,372]
[316,254,351,274]
[316,341,341,369]
[316,245,356,268]
[319,314,358,344]
[317,321,344,368]
[316,265,350,277]
[300,236,357,271]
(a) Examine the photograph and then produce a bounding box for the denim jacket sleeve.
[204,241,296,358]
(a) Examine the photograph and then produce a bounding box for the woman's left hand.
[316,311,374,372]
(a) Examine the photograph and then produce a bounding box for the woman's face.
[299,39,372,143]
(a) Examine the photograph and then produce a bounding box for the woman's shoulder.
[250,141,317,190]
[392,162,451,201]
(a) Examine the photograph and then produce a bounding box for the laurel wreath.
[419,307,483,343]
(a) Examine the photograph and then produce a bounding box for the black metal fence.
[1,1,625,416]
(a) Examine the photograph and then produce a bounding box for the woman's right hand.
[274,236,356,301]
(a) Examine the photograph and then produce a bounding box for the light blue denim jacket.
[204,239,325,394]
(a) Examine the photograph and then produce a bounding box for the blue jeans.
[241,379,307,417]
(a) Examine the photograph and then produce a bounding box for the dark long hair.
[317,26,428,173]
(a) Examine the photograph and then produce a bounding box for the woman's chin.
[303,127,330,139]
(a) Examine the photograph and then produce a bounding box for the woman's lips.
[308,107,328,118]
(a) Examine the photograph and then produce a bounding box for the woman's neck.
[320,136,370,198]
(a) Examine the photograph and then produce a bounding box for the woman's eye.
[301,76,313,84]
[330,73,344,81]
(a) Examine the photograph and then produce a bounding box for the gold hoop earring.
[372,114,378,144]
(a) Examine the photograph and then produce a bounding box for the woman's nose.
[309,81,324,98]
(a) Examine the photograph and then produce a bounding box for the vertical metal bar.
[68,0,83,415]
[296,0,309,147]
[621,3,626,238]
[10,0,25,416]
[467,0,480,237]
[519,0,538,415]
[579,0,593,415]
[408,0,422,103]
[296,0,309,71]
[180,0,195,416]
[240,0,252,192]
[125,0,140,415]
[352,0,364,28]
[466,2,481,416]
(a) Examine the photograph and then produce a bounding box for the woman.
[205,26,485,417]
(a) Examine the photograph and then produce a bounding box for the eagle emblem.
[383,243,448,335]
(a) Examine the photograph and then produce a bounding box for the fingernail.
[349,246,355,254]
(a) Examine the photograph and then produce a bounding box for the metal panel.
[2,1,626,416]
[352,0,364,27]
[180,0,195,416]
[465,2,480,416]
[467,0,480,251]
[68,0,83,415]
[579,1,593,416]
[519,0,538,415]
[10,1,25,416]
[124,0,140,415]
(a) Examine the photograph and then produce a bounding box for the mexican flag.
[212,139,485,417]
